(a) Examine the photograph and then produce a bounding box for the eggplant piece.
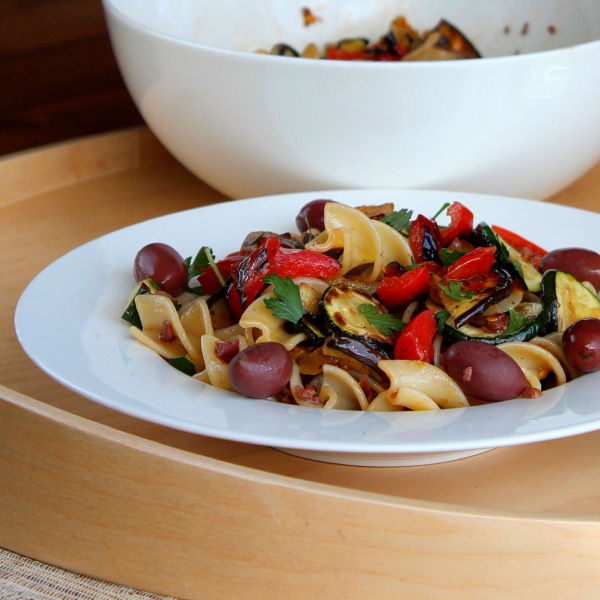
[434,266,513,328]
[270,43,299,57]
[322,333,391,383]
[440,301,549,345]
[432,20,481,59]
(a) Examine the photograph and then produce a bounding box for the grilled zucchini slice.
[320,285,394,346]
[542,269,600,332]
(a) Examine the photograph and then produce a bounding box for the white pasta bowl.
[103,0,600,199]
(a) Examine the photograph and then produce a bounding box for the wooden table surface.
[1,127,600,599]
[3,5,600,597]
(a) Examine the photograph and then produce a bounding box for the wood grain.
[2,129,600,598]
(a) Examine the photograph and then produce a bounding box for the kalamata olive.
[540,248,600,290]
[229,342,293,398]
[562,318,600,372]
[445,341,528,402]
[295,199,334,233]
[133,242,188,296]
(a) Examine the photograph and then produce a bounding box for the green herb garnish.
[186,246,213,278]
[435,310,451,335]
[503,309,527,335]
[440,248,467,267]
[381,209,413,235]
[431,202,451,221]
[358,304,405,336]
[437,280,474,301]
[263,274,305,324]
[168,356,197,376]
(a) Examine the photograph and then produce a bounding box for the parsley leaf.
[435,310,451,335]
[168,356,197,376]
[186,246,214,278]
[381,209,413,235]
[431,202,451,221]
[358,304,405,336]
[503,309,527,335]
[405,256,420,270]
[437,280,474,301]
[262,274,305,324]
[440,248,466,267]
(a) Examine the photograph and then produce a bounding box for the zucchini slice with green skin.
[291,314,330,344]
[440,301,549,344]
[477,223,543,293]
[434,266,512,328]
[542,269,600,332]
[320,285,394,346]
[121,279,159,328]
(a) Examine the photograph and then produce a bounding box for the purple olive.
[445,341,529,402]
[133,243,188,296]
[540,248,600,290]
[295,199,335,233]
[229,342,293,398]
[563,318,600,373]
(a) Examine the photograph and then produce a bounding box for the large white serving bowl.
[103,0,600,200]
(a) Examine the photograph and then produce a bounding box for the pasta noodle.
[124,199,600,412]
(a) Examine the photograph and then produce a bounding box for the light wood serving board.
[2,127,600,599]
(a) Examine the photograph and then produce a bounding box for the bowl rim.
[102,0,600,68]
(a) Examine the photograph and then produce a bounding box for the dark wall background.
[0,0,144,156]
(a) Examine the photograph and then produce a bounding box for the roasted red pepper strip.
[393,309,438,363]
[265,237,340,279]
[376,265,431,309]
[445,246,497,281]
[233,237,341,311]
[226,282,244,321]
[198,254,245,295]
[438,202,474,246]
[409,215,442,264]
[491,225,547,257]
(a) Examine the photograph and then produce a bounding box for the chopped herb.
[167,356,197,376]
[437,280,474,301]
[381,209,413,235]
[186,246,214,279]
[358,304,405,336]
[405,256,420,270]
[435,310,451,335]
[503,308,527,335]
[247,232,267,246]
[440,248,467,266]
[263,274,305,324]
[431,202,451,221]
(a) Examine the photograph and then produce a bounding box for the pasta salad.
[122,199,600,411]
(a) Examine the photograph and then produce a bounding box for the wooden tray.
[3,128,600,599]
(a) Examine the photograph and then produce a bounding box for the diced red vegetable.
[376,265,431,309]
[393,309,438,363]
[438,202,474,246]
[491,225,547,257]
[445,246,497,281]
[226,282,244,321]
[265,237,340,280]
[197,254,245,295]
[409,215,442,264]
[232,237,340,311]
